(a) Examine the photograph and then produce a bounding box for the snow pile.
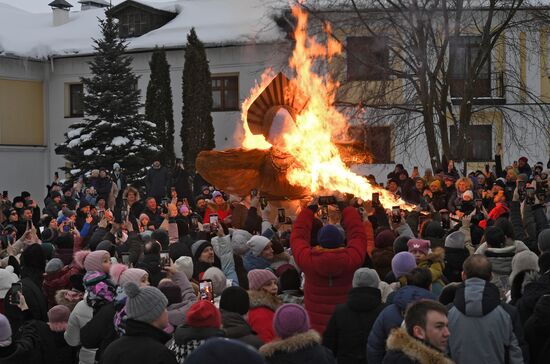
[0,0,287,59]
[112,136,130,146]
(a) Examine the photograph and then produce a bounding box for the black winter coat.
[524,294,550,364]
[146,167,170,198]
[80,302,117,362]
[516,270,550,324]
[0,319,55,364]
[220,309,263,349]
[260,330,336,364]
[50,330,78,364]
[135,255,167,287]
[443,247,470,283]
[100,319,177,364]
[5,275,48,334]
[323,286,385,364]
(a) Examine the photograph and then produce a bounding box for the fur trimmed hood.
[206,200,230,212]
[248,290,282,312]
[260,330,321,357]
[386,328,454,364]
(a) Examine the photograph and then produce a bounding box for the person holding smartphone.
[203,191,231,227]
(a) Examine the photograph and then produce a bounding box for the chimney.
[48,0,73,26]
[79,0,110,11]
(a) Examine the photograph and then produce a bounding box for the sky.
[0,0,125,13]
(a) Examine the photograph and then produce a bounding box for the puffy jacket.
[367,285,435,364]
[243,251,271,272]
[323,286,385,364]
[221,309,264,349]
[447,278,528,364]
[290,207,368,334]
[247,290,282,343]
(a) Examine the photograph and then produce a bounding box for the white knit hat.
[175,256,194,280]
[246,236,270,257]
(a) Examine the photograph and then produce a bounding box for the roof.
[48,0,73,9]
[79,0,110,5]
[0,0,287,59]
[108,0,178,17]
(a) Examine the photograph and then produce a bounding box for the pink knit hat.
[247,269,277,291]
[83,250,109,272]
[48,305,70,332]
[110,263,148,286]
[407,239,431,255]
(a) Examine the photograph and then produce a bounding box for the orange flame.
[241,6,411,209]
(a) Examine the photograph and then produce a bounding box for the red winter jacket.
[290,207,368,334]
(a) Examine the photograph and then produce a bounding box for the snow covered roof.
[0,0,287,59]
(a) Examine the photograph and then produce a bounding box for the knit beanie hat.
[139,213,149,222]
[48,305,70,332]
[352,268,380,288]
[83,250,109,272]
[45,258,64,274]
[273,303,310,339]
[317,224,345,249]
[124,282,168,324]
[509,250,540,285]
[247,269,277,291]
[185,337,266,364]
[158,281,183,306]
[20,243,46,272]
[462,190,474,200]
[429,180,441,190]
[212,191,223,200]
[393,235,411,254]
[538,228,550,253]
[96,241,116,257]
[174,256,194,280]
[278,265,301,291]
[485,226,506,248]
[185,300,222,328]
[445,231,465,250]
[191,240,212,258]
[407,239,431,255]
[375,229,396,249]
[41,228,56,243]
[246,236,271,257]
[202,267,227,297]
[230,229,253,255]
[391,252,417,278]
[0,314,11,347]
[110,264,148,286]
[219,286,250,315]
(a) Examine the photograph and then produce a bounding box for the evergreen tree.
[146,47,175,167]
[60,14,159,183]
[181,28,215,172]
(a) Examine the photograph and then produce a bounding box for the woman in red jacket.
[246,269,282,343]
[290,204,368,334]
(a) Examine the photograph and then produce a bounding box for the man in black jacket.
[383,300,451,364]
[323,268,385,364]
[101,282,177,364]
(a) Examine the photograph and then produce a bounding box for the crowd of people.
[0,153,549,364]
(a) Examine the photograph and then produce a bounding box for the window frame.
[449,36,491,98]
[68,83,84,118]
[449,124,493,162]
[346,36,390,82]
[211,75,239,112]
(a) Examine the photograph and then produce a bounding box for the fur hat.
[273,303,310,339]
[246,236,271,257]
[186,300,221,328]
[247,269,277,291]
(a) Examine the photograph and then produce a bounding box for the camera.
[526,187,536,204]
[391,206,401,224]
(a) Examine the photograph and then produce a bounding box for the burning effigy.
[197,6,408,209]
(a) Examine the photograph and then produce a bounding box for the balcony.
[450,71,506,105]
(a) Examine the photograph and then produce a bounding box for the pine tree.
[146,47,175,167]
[60,14,159,184]
[181,28,215,173]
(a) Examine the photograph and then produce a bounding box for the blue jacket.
[366,285,435,364]
[243,251,271,272]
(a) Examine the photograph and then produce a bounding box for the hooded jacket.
[290,207,368,334]
[323,286,385,364]
[447,278,528,364]
[260,330,336,364]
[524,294,550,364]
[247,290,282,343]
[382,328,453,364]
[516,270,550,324]
[367,285,435,364]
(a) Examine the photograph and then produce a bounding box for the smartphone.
[277,208,286,224]
[260,197,268,210]
[526,187,535,204]
[320,205,329,222]
[372,192,380,207]
[121,210,128,222]
[475,199,483,209]
[518,180,526,192]
[98,210,105,220]
[250,189,258,198]
[209,214,219,226]
[391,206,401,224]
[10,282,22,305]
[190,216,199,230]
[318,196,337,205]
[199,279,215,303]
[160,252,171,267]
[121,253,130,265]
[440,210,450,230]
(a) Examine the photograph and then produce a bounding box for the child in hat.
[247,269,282,343]
[407,239,445,296]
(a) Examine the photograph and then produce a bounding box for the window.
[120,11,150,37]
[212,75,239,111]
[0,79,44,145]
[449,36,491,97]
[450,124,492,161]
[69,84,84,117]
[347,125,392,163]
[347,36,389,81]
